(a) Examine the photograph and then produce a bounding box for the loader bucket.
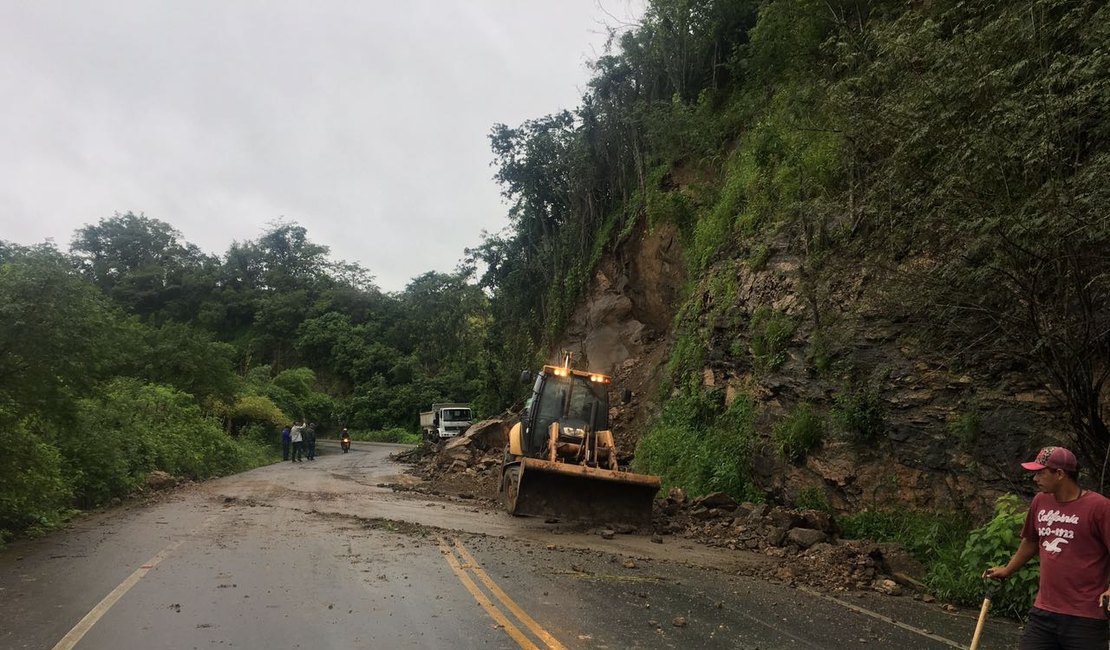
[506,457,661,526]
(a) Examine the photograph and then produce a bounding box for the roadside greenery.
[635,389,761,502]
[831,384,887,443]
[0,227,481,542]
[842,496,1038,619]
[348,428,421,445]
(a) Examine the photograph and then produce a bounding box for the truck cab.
[420,403,473,443]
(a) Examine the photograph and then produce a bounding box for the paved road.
[0,442,1025,649]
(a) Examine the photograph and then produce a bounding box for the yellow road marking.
[51,539,184,650]
[452,539,568,650]
[436,538,541,650]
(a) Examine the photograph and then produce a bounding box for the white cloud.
[0,0,643,291]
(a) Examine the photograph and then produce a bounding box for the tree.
[70,212,212,318]
[0,244,127,419]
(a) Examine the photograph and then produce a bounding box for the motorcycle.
[340,432,351,453]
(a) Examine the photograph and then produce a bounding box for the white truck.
[420,403,473,443]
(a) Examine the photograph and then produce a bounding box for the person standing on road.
[985,446,1110,649]
[304,422,317,460]
[290,421,304,462]
[281,425,291,461]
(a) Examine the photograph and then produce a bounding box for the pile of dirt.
[390,419,509,505]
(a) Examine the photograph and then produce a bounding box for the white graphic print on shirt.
[1038,509,1079,555]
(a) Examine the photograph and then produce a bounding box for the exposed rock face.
[546,209,1069,515]
[556,220,686,453]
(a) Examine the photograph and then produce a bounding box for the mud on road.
[0,440,1026,649]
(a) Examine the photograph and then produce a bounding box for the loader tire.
[502,465,521,515]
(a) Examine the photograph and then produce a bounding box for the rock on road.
[0,442,1024,649]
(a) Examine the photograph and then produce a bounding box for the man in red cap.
[985,446,1110,648]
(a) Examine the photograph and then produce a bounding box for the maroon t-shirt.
[1021,490,1110,619]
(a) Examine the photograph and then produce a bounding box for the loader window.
[533,380,568,447]
[529,374,609,454]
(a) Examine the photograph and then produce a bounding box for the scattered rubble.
[393,417,929,602]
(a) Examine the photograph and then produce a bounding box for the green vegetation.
[792,486,832,514]
[0,224,484,542]
[948,407,982,450]
[773,403,824,463]
[841,496,1037,619]
[634,389,761,502]
[349,428,421,445]
[832,384,887,443]
[463,0,1106,504]
[945,495,1039,619]
[3,0,1107,572]
[749,307,794,374]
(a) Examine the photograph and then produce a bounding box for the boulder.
[786,527,829,549]
[444,418,508,454]
[145,470,176,491]
[768,507,802,530]
[877,543,927,583]
[464,418,511,450]
[799,509,840,535]
[765,526,787,547]
[693,492,739,510]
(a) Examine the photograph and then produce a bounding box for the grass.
[347,428,421,444]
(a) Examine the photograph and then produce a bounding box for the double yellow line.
[437,537,567,650]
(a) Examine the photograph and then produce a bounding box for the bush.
[0,411,72,542]
[793,486,833,513]
[936,495,1037,619]
[634,389,762,502]
[832,384,886,442]
[773,403,824,463]
[806,330,833,373]
[228,394,289,431]
[948,408,982,450]
[749,307,794,374]
[63,379,274,507]
[350,427,420,444]
[839,496,1038,618]
[841,507,972,567]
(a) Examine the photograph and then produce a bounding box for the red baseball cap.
[1021,446,1078,472]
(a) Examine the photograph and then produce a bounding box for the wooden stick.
[969,596,992,650]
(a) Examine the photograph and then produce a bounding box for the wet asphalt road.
[0,442,1026,649]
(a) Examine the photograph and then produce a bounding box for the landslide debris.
[390,417,926,599]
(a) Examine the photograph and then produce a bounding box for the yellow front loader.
[499,356,660,526]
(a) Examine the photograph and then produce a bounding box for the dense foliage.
[0,220,488,541]
[842,495,1039,618]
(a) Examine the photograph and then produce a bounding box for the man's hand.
[983,566,1011,580]
[1099,588,1110,611]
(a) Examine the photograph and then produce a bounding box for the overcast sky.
[0,1,644,292]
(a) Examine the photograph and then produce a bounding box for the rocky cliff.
[556,209,1072,517]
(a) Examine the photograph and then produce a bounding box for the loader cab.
[521,367,610,456]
